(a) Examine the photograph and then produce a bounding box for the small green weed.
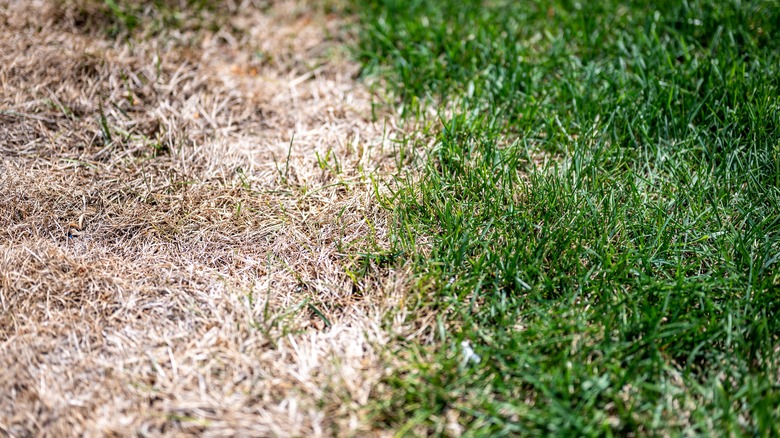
[98,0,223,37]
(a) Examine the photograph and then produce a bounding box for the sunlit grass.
[354,0,780,434]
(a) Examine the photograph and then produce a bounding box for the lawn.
[352,0,780,435]
[1,1,403,435]
[1,0,778,436]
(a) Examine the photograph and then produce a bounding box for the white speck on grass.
[460,341,481,369]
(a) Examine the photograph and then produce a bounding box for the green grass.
[98,0,224,37]
[352,0,780,435]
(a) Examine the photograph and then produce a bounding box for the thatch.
[0,1,409,435]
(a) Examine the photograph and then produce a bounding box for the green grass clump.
[99,0,223,37]
[354,0,780,435]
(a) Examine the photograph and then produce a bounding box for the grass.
[352,0,780,435]
[70,0,225,37]
[3,0,778,434]
[1,1,406,435]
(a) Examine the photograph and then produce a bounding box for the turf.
[353,0,780,435]
[1,1,406,435]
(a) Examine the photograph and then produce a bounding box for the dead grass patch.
[1,1,411,435]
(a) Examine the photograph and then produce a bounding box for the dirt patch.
[0,1,408,435]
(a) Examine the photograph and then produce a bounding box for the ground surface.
[2,0,780,437]
[353,0,779,435]
[1,1,407,435]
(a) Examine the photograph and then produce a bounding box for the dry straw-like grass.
[0,1,411,435]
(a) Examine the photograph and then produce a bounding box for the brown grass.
[0,1,411,435]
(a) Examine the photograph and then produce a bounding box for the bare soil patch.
[1,1,407,435]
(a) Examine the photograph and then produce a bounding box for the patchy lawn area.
[2,0,779,436]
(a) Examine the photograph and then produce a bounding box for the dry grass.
[0,1,410,435]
